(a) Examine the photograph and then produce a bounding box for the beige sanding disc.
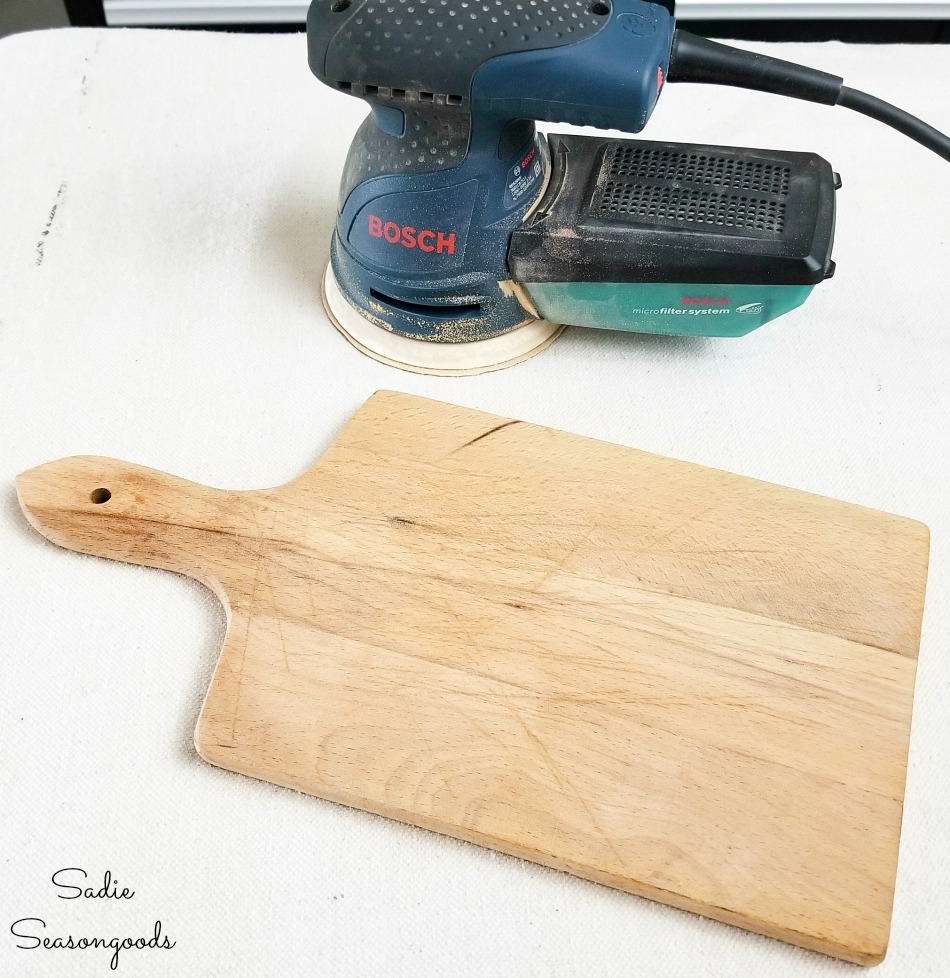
[321,264,564,376]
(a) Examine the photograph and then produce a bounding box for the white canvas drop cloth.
[1,27,948,977]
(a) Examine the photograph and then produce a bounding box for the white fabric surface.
[1,27,948,977]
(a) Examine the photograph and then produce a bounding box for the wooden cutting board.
[16,391,929,965]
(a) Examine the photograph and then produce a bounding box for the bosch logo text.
[368,215,457,255]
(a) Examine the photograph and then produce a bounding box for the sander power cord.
[667,31,950,164]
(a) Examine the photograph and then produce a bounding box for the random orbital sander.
[308,0,950,375]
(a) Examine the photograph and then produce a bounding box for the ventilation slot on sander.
[370,289,482,321]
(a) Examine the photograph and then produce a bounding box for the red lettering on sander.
[368,214,457,255]
[681,296,730,306]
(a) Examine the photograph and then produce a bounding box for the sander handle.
[309,0,676,136]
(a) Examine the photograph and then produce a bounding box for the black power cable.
[836,86,950,162]
[668,30,950,164]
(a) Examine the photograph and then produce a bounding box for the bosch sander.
[308,0,950,374]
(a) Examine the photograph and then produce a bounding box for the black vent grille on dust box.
[597,144,789,235]
[604,145,792,196]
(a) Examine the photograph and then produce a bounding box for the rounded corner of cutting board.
[914,517,933,558]
[192,710,236,771]
[192,721,216,766]
[844,927,891,968]
[863,944,890,969]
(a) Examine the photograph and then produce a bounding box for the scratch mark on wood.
[451,420,521,454]
[389,515,416,526]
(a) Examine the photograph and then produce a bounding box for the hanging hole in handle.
[331,0,351,12]
[90,488,112,504]
[588,1,610,14]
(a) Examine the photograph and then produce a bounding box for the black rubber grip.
[309,0,610,97]
[667,31,843,106]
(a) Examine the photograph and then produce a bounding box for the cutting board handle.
[16,456,248,598]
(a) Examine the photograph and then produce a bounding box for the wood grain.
[16,391,929,965]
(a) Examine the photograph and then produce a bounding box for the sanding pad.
[322,264,565,376]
